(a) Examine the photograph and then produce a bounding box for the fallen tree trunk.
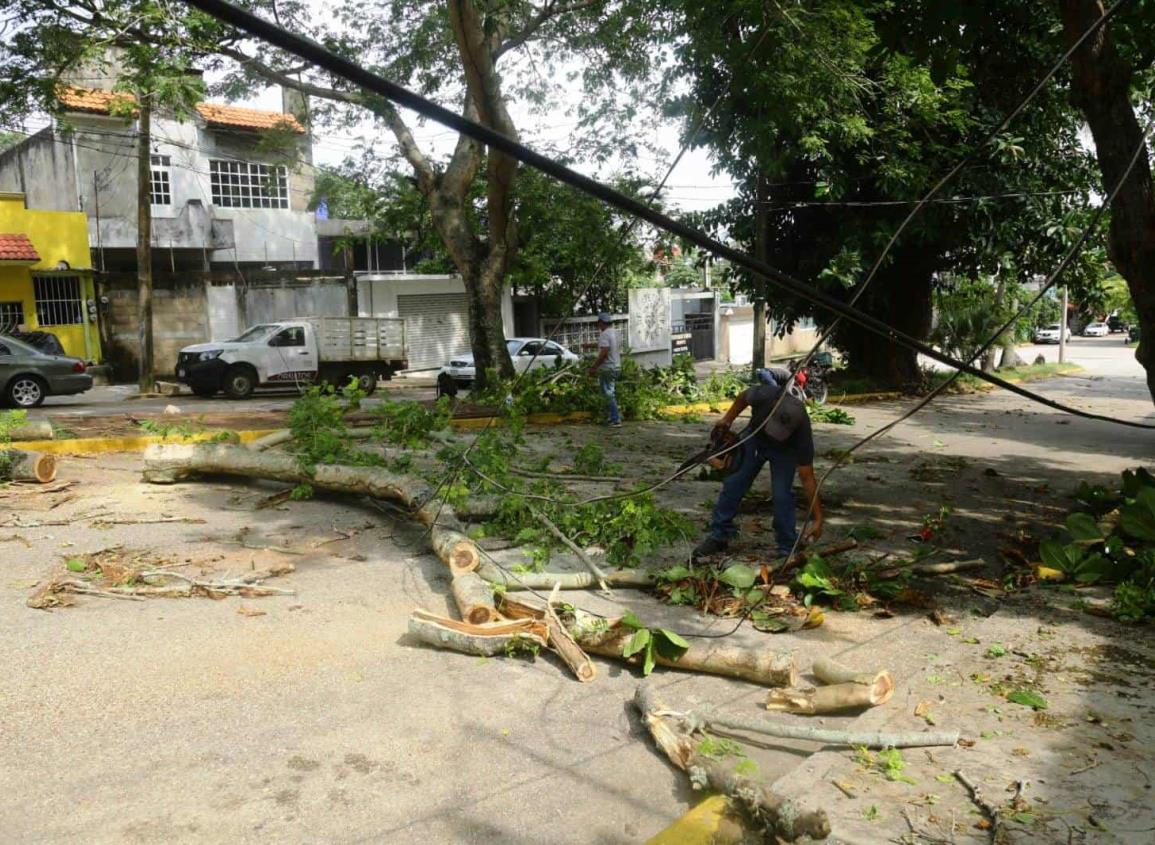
[1,449,57,483]
[569,608,797,687]
[451,571,499,625]
[407,608,548,657]
[476,562,654,591]
[812,657,892,689]
[142,442,479,574]
[7,421,54,441]
[498,596,796,686]
[635,682,831,842]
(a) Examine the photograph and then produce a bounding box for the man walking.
[693,376,823,561]
[588,312,622,428]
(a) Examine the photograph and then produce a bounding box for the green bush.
[1041,468,1155,622]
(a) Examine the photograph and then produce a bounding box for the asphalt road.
[24,334,1148,421]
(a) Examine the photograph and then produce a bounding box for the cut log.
[569,609,796,687]
[476,562,653,591]
[1,449,58,483]
[407,608,548,657]
[634,682,831,842]
[765,680,892,715]
[812,657,892,690]
[141,442,479,574]
[8,421,54,441]
[544,584,596,683]
[451,571,499,625]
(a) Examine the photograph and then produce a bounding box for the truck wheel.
[224,366,256,400]
[351,371,378,396]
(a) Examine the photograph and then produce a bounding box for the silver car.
[0,334,93,408]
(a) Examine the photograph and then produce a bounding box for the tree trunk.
[1059,0,1155,404]
[407,608,548,657]
[836,259,933,387]
[751,174,769,374]
[141,443,480,574]
[998,286,1024,369]
[136,95,154,394]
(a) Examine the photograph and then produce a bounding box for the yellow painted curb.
[646,795,744,845]
[17,428,281,456]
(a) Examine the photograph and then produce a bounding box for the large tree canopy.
[664,0,1103,386]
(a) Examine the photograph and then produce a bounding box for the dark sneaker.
[692,536,730,561]
[609,421,622,428]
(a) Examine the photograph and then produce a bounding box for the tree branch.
[210,44,437,191]
[494,0,607,60]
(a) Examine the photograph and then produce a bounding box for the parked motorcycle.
[787,354,832,405]
[755,351,833,405]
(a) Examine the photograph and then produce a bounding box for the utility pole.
[1059,285,1068,363]
[136,94,155,393]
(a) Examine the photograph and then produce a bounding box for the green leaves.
[1120,488,1155,542]
[718,564,756,591]
[1065,513,1102,543]
[1006,689,1048,710]
[618,613,689,676]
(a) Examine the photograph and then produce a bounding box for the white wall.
[357,274,515,337]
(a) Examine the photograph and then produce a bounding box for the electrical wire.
[178,0,1155,432]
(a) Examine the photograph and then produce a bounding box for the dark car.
[1108,316,1127,334]
[0,334,92,408]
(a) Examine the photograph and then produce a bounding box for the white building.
[0,86,318,273]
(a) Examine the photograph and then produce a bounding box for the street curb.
[16,428,281,456]
[24,389,915,453]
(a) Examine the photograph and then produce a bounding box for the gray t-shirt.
[742,383,815,465]
[598,327,621,369]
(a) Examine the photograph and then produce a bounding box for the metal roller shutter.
[397,293,471,369]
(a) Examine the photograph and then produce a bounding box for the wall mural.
[628,288,671,353]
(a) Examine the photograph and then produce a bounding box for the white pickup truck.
[176,317,407,399]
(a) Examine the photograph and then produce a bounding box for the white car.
[1034,323,1072,344]
[438,337,580,392]
[1082,322,1109,337]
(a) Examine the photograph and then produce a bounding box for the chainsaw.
[677,426,745,476]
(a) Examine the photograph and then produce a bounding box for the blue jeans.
[599,368,621,424]
[709,435,798,556]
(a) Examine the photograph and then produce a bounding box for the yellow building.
[0,192,101,360]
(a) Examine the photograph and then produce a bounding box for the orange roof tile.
[56,86,303,133]
[195,103,305,134]
[0,234,40,263]
[57,86,137,115]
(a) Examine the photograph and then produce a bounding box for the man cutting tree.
[693,376,824,562]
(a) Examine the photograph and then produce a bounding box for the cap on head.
[597,312,612,325]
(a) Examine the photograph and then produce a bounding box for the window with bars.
[209,160,289,209]
[32,275,83,326]
[0,301,25,333]
[150,154,172,205]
